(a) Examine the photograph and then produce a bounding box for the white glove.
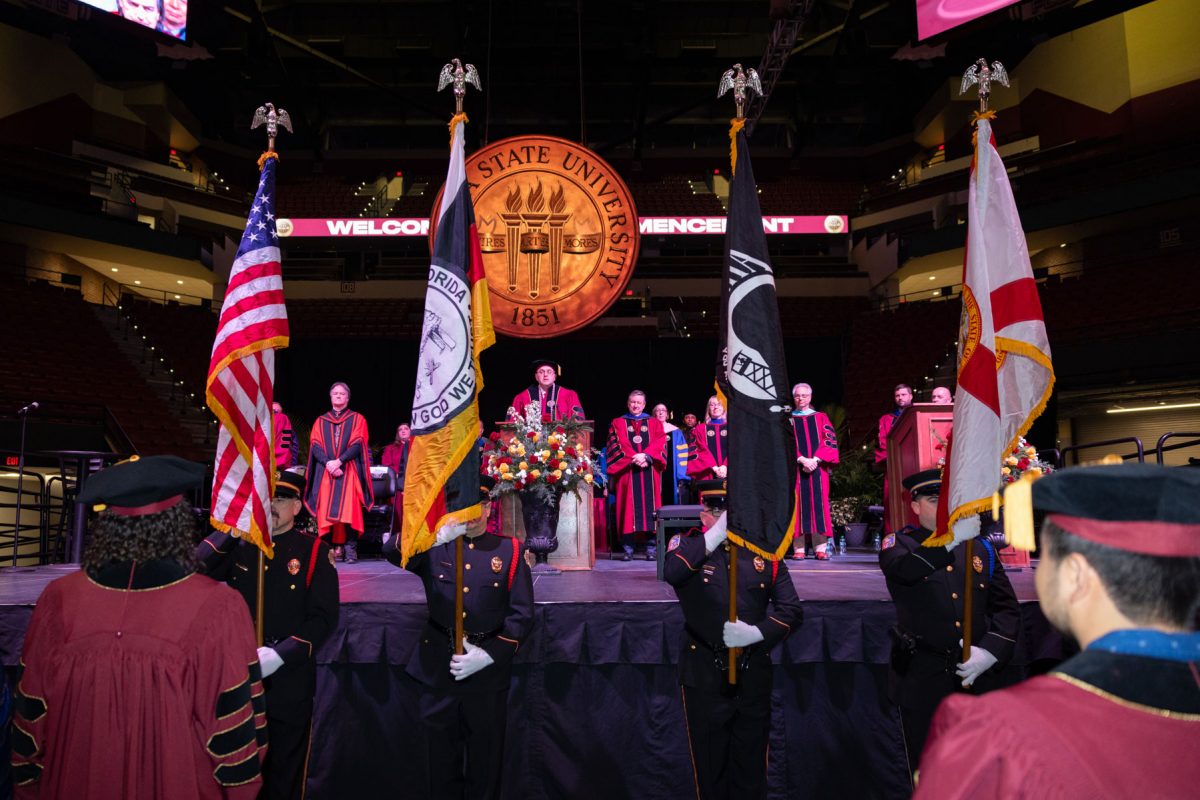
[449,639,495,681]
[434,522,469,547]
[257,646,284,678]
[723,619,765,648]
[956,643,998,687]
[703,510,728,553]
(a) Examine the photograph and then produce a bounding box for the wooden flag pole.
[728,542,739,685]
[960,538,974,663]
[454,536,465,656]
[255,548,266,647]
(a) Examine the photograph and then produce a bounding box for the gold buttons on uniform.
[954,621,962,628]
[690,644,697,651]
[951,593,959,600]
[468,543,475,550]
[493,582,499,588]
[289,584,295,590]
[465,563,472,570]
[946,565,954,572]
[463,586,470,593]
[979,583,985,589]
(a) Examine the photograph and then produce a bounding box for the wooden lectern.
[885,403,1030,568]
[494,420,595,571]
[885,403,954,533]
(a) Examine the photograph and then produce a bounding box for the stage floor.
[0,550,1039,609]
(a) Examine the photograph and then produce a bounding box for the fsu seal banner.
[438,135,640,338]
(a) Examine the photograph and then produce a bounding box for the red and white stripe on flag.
[207,156,290,556]
[931,116,1054,548]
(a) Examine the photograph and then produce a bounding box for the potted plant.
[483,404,596,566]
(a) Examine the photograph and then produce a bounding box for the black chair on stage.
[653,503,702,580]
[360,466,400,558]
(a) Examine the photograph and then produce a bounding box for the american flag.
[206,155,290,556]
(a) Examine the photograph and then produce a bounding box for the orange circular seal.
[440,136,640,338]
[959,286,982,366]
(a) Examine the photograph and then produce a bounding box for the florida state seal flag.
[717,127,797,561]
[207,153,290,556]
[401,113,495,566]
[928,114,1054,548]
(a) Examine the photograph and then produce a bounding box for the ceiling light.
[1059,243,1067,248]
[174,295,181,299]
[928,276,936,281]
[177,280,184,285]
[111,267,119,273]
[1107,402,1200,414]
[134,280,142,285]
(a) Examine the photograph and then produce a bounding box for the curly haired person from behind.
[11,456,266,800]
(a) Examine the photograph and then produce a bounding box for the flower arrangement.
[1001,437,1054,486]
[485,404,597,501]
[830,496,869,527]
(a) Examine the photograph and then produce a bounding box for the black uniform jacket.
[198,527,340,723]
[664,528,803,695]
[879,526,1020,703]
[388,532,535,694]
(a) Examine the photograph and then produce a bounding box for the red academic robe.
[791,410,840,537]
[305,409,374,541]
[915,652,1200,799]
[606,414,667,534]
[380,439,411,532]
[685,420,727,480]
[272,410,295,469]
[511,383,584,421]
[12,568,266,800]
[876,410,901,532]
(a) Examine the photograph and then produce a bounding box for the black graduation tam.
[1032,463,1200,557]
[79,455,205,516]
[480,474,496,502]
[530,358,561,376]
[902,468,942,499]
[693,479,727,509]
[275,469,307,500]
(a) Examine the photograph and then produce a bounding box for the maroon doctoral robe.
[12,567,266,800]
[685,420,727,480]
[876,410,901,532]
[791,410,840,537]
[305,409,373,542]
[606,414,667,534]
[915,653,1200,799]
[511,384,584,421]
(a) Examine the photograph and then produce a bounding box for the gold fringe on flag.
[257,150,279,171]
[449,112,470,144]
[728,117,746,176]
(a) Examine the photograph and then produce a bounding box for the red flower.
[542,414,552,423]
[1004,475,1015,483]
[529,454,540,464]
[565,446,577,457]
[554,426,566,434]
[547,474,559,484]
[500,456,512,465]
[1017,458,1030,470]
[489,431,501,440]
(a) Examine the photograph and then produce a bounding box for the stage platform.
[0,554,1062,800]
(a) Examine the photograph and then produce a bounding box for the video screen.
[916,0,1021,40]
[77,0,188,41]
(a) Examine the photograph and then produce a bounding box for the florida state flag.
[401,113,495,566]
[928,115,1054,548]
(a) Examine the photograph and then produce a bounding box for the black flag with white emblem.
[716,131,796,561]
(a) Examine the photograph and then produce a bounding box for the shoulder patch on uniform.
[882,533,896,550]
[972,555,984,574]
[287,558,301,576]
[668,534,682,552]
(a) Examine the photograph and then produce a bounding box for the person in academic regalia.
[790,383,840,560]
[272,401,298,469]
[876,383,913,533]
[664,480,802,800]
[383,477,534,800]
[380,423,412,535]
[11,456,267,800]
[305,381,373,563]
[880,469,1019,771]
[687,396,729,482]
[607,391,668,561]
[653,403,691,505]
[197,469,340,800]
[509,358,584,421]
[915,463,1200,799]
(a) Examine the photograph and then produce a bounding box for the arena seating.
[287,298,423,339]
[119,297,217,403]
[0,277,206,460]
[756,176,862,215]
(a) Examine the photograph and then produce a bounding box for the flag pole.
[455,536,465,656]
[960,538,973,663]
[256,548,266,646]
[728,541,739,684]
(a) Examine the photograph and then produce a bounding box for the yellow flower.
[518,461,528,471]
[552,469,563,479]
[1027,467,1043,478]
[507,444,518,455]
[516,445,526,456]
[1004,456,1018,466]
[556,449,565,459]
[529,469,541,480]
[540,450,551,460]
[1001,466,1011,475]
[584,473,594,483]
[531,432,540,442]
[1025,446,1037,457]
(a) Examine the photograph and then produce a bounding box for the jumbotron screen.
[77,0,188,41]
[916,0,1021,40]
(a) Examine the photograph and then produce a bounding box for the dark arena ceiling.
[5,0,1160,162]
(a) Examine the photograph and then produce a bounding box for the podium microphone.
[17,402,38,415]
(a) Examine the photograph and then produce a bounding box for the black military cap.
[275,469,307,500]
[902,468,942,500]
[79,455,205,516]
[480,474,496,502]
[1032,462,1200,557]
[693,479,728,509]
[530,358,561,376]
